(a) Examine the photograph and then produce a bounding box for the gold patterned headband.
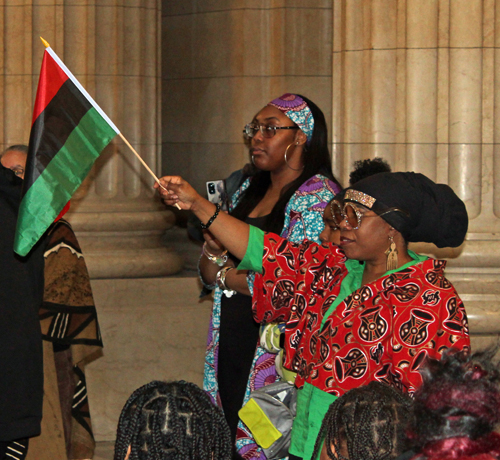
[344,189,376,208]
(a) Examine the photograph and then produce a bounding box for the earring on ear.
[385,235,398,271]
[284,143,304,171]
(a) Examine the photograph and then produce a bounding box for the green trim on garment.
[289,383,338,459]
[237,225,264,272]
[291,249,428,459]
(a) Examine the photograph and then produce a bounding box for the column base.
[66,207,183,279]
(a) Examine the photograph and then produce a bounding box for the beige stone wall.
[87,277,211,440]
[330,0,500,347]
[161,0,335,190]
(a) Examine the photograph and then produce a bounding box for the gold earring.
[385,235,398,271]
[284,143,304,171]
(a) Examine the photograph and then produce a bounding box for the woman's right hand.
[155,176,200,210]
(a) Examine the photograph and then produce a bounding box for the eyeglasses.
[330,200,409,230]
[10,167,24,177]
[243,123,299,139]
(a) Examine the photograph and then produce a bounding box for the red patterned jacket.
[252,233,470,396]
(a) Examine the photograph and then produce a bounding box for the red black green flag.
[14,44,119,256]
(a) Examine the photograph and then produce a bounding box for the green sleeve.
[237,225,264,272]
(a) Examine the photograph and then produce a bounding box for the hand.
[154,176,200,210]
[203,230,225,254]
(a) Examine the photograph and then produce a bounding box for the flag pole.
[118,133,181,210]
[39,37,181,211]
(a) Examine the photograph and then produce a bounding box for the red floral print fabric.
[252,233,470,396]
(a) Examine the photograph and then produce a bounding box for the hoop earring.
[284,143,304,171]
[385,235,398,271]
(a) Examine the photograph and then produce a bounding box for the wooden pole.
[118,133,181,210]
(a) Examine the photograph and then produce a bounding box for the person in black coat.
[0,164,45,459]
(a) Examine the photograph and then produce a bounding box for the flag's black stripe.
[23,79,93,198]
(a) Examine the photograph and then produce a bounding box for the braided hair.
[311,381,413,460]
[113,380,232,460]
[410,347,500,460]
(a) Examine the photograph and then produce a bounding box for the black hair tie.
[201,203,221,230]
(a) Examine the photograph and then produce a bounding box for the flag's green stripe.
[14,107,116,256]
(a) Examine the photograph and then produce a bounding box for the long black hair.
[231,95,341,234]
[113,380,232,460]
[311,381,413,460]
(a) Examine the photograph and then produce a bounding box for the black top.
[0,165,45,441]
[218,215,268,444]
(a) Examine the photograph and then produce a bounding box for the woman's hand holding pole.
[154,176,251,262]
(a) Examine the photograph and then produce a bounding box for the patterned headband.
[267,93,314,143]
[344,189,376,208]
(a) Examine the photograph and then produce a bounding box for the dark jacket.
[0,165,44,440]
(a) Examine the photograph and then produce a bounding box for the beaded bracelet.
[216,266,237,298]
[202,242,228,267]
[200,203,221,230]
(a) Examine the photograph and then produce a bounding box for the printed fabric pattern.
[38,219,102,459]
[202,174,340,460]
[252,234,470,396]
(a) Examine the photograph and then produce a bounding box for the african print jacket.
[252,234,470,395]
[203,173,340,460]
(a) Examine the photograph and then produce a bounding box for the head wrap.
[267,93,314,143]
[337,171,468,248]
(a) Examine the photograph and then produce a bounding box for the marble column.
[161,0,334,191]
[0,0,182,278]
[332,0,500,346]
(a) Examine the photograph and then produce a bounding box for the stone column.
[1,0,182,278]
[332,0,500,346]
[161,1,334,191]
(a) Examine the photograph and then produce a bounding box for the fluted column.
[1,0,182,278]
[332,0,500,344]
[161,1,334,191]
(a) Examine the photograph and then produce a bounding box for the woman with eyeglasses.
[156,170,470,460]
[194,94,341,458]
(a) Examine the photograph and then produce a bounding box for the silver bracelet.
[216,267,237,298]
[203,242,228,267]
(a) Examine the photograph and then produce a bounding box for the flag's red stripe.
[31,51,69,126]
[54,200,71,223]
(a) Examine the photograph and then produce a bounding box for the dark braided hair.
[410,347,500,460]
[311,381,413,460]
[349,157,391,186]
[113,380,232,460]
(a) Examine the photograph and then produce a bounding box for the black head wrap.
[337,172,468,248]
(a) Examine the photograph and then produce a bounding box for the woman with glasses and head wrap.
[156,170,470,460]
[320,157,392,245]
[195,94,341,459]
